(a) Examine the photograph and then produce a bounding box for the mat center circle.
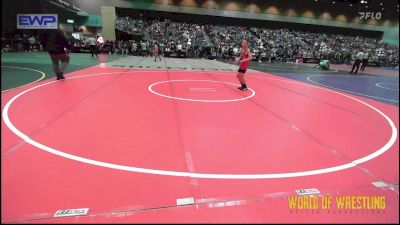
[148,80,255,102]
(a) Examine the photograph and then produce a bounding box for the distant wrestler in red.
[153,42,161,62]
[236,39,252,91]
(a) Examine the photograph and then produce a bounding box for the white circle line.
[375,83,400,91]
[2,71,398,179]
[307,75,399,103]
[148,80,255,102]
[1,66,46,93]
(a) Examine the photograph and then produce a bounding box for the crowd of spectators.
[115,16,147,35]
[114,16,399,67]
[1,33,42,53]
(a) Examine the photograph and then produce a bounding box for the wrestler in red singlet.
[237,39,252,91]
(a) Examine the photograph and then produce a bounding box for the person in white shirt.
[233,47,238,55]
[96,35,104,53]
[88,36,98,58]
[177,43,183,57]
[141,41,147,56]
[28,36,36,51]
[360,51,370,71]
[122,42,129,55]
[350,49,364,74]
[131,41,137,55]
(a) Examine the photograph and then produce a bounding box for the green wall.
[83,14,103,27]
[381,26,399,46]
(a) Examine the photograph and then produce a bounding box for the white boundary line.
[259,66,339,73]
[149,80,255,102]
[1,66,46,93]
[2,71,398,179]
[376,83,399,91]
[307,74,399,103]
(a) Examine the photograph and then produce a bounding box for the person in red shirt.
[153,42,161,62]
[236,39,252,91]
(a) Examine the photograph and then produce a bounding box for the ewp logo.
[17,14,58,29]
